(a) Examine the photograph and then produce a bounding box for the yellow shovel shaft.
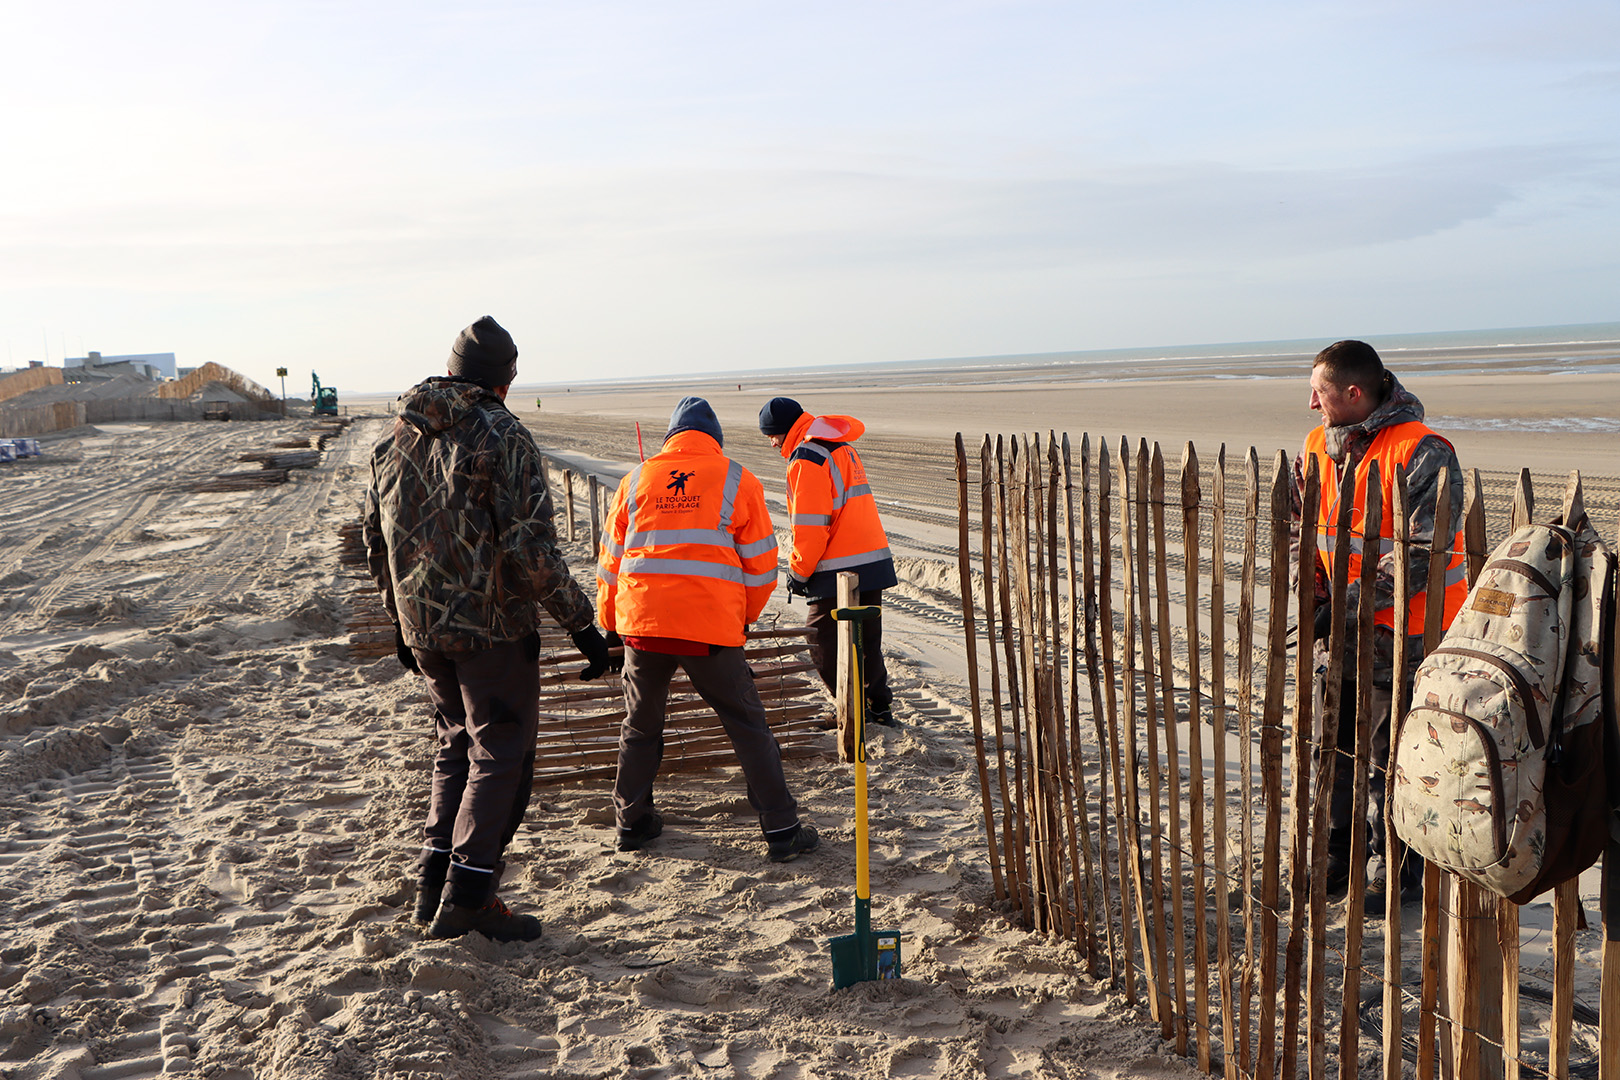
[855,732,868,901]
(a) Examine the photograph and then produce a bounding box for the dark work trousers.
[1317,641,1421,890]
[614,645,800,836]
[805,589,892,710]
[413,640,540,877]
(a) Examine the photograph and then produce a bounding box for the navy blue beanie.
[757,397,804,436]
[666,396,723,447]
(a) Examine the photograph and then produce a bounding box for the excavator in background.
[311,371,338,416]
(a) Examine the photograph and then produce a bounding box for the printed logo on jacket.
[656,469,703,513]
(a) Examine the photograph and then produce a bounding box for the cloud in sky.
[2,1,1617,389]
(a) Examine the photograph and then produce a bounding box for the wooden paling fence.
[952,431,1620,1080]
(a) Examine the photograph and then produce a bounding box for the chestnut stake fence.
[953,431,1620,1080]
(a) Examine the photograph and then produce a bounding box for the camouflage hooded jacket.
[363,377,593,653]
[1289,374,1464,678]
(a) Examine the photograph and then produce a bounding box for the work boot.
[617,810,663,852]
[866,700,897,727]
[428,896,543,942]
[766,823,819,863]
[428,862,541,942]
[412,847,452,925]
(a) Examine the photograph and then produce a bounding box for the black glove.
[785,576,811,602]
[571,625,613,681]
[604,630,625,674]
[1313,601,1360,656]
[394,627,419,674]
[1312,602,1334,645]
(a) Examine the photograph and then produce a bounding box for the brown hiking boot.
[427,896,542,942]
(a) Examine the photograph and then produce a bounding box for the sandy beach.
[4,354,1616,1078]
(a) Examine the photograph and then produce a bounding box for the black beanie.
[757,396,804,436]
[665,397,723,447]
[448,316,518,389]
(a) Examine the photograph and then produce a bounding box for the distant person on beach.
[757,397,898,725]
[364,315,614,942]
[1291,339,1467,911]
[597,397,819,862]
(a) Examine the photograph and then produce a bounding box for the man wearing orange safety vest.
[1291,340,1467,913]
[598,397,819,863]
[758,397,899,726]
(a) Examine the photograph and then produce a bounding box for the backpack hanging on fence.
[1390,488,1616,905]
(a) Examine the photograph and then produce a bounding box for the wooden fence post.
[955,434,1005,902]
[1012,438,1048,933]
[1450,469,1495,1079]
[588,475,601,553]
[1419,464,1455,1080]
[998,437,1034,927]
[836,571,858,763]
[1384,462,1412,1080]
[1238,447,1260,1074]
[563,469,576,541]
[1120,436,1158,1015]
[983,436,1018,907]
[1310,458,1356,1080]
[1341,459,1382,1080]
[1180,442,1212,1071]
[1051,434,1094,960]
[1067,434,1105,973]
[1150,444,1189,1051]
[1282,452,1319,1080]
[1255,451,1291,1080]
[1210,445,1238,1079]
[1099,438,1137,1001]
[1602,516,1620,1080]
[1133,439,1171,1031]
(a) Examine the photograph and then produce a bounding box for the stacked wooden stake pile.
[338,512,831,784]
[953,430,1620,1080]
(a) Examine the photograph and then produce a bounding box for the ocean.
[886,321,1620,383]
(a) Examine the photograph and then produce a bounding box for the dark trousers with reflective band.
[614,645,799,835]
[413,640,540,876]
[805,589,891,710]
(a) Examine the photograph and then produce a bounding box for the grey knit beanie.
[448,316,518,389]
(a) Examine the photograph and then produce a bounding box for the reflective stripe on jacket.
[778,411,896,596]
[1305,420,1467,632]
[596,430,778,646]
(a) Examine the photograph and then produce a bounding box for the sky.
[2,1,1617,393]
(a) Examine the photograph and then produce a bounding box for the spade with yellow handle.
[827,601,902,988]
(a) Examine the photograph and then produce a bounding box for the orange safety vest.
[779,412,892,587]
[596,431,779,647]
[1305,420,1467,633]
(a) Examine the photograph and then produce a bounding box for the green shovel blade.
[829,931,864,989]
[829,928,902,989]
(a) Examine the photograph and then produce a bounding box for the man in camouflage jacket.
[1289,340,1464,909]
[364,316,613,942]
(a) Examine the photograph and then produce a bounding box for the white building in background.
[65,351,178,379]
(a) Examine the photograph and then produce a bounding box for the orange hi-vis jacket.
[778,412,896,598]
[1305,420,1468,633]
[596,431,779,647]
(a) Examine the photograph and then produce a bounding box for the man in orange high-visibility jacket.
[597,397,818,863]
[1290,339,1467,913]
[758,397,899,725]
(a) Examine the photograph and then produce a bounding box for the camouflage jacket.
[1289,374,1464,679]
[363,377,594,654]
